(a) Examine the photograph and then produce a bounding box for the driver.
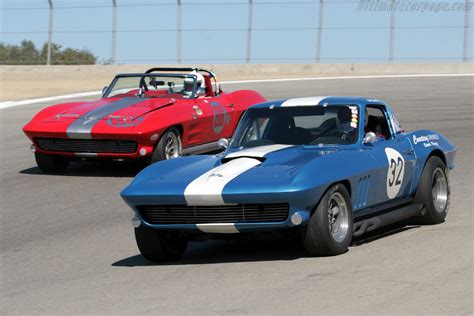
[191,70,206,97]
[364,108,386,140]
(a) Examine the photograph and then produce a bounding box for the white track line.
[0,91,101,110]
[1,73,472,110]
[222,73,474,84]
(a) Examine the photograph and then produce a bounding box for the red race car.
[23,67,266,173]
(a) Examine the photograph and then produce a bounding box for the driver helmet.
[336,107,354,133]
[190,70,206,97]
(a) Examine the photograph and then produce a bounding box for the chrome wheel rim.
[432,167,448,213]
[328,192,349,243]
[164,133,181,159]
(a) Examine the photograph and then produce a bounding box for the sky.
[1,0,472,64]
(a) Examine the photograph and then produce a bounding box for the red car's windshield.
[105,75,196,99]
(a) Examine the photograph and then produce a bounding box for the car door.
[178,98,207,148]
[371,136,416,203]
[194,94,236,143]
[365,105,416,206]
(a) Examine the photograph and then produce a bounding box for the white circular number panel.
[385,147,405,199]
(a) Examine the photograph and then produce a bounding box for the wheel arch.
[338,180,352,197]
[427,149,447,167]
[410,149,448,196]
[168,124,184,137]
[147,124,184,163]
[311,179,352,215]
[154,124,184,147]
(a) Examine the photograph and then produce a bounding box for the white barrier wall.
[1,63,472,101]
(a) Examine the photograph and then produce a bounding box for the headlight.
[131,214,141,228]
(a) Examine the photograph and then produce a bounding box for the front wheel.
[414,156,450,224]
[301,184,353,256]
[135,226,188,263]
[35,152,69,173]
[149,127,182,164]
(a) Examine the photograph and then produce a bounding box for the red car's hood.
[23,97,178,140]
[49,97,176,122]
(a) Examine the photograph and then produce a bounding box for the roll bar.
[145,67,215,77]
[144,67,221,95]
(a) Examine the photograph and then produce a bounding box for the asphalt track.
[0,76,472,314]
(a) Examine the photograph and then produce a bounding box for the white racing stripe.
[186,144,293,234]
[196,223,239,234]
[225,144,292,159]
[1,73,473,109]
[280,96,328,107]
[184,157,261,206]
[184,144,292,206]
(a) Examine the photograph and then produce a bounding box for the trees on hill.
[0,40,96,65]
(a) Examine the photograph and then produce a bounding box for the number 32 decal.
[385,148,405,199]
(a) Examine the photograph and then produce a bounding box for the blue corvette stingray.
[121,96,456,262]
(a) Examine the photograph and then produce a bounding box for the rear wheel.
[135,225,188,263]
[414,156,450,224]
[148,127,182,165]
[35,152,69,173]
[301,184,353,256]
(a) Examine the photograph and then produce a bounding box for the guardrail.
[1,1,472,65]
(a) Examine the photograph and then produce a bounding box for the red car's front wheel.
[149,127,182,164]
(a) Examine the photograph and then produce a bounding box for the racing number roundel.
[385,147,405,199]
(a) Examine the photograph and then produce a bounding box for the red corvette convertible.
[23,67,266,173]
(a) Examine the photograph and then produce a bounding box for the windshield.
[104,74,196,98]
[230,105,359,148]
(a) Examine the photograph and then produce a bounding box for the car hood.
[43,97,176,123]
[121,144,356,206]
[141,144,339,181]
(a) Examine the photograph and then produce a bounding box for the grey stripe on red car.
[67,98,144,139]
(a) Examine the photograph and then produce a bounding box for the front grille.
[36,138,137,154]
[138,204,289,224]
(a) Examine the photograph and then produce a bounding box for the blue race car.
[121,96,456,262]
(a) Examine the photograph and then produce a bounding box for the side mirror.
[218,138,229,149]
[363,132,377,144]
[102,86,108,96]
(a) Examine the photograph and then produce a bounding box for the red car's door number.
[210,101,231,134]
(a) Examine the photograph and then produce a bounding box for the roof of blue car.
[250,96,387,109]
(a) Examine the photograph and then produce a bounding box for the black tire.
[35,152,69,173]
[414,156,450,224]
[301,184,353,256]
[135,226,188,263]
[149,127,182,164]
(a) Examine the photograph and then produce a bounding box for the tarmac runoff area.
[0,75,472,314]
